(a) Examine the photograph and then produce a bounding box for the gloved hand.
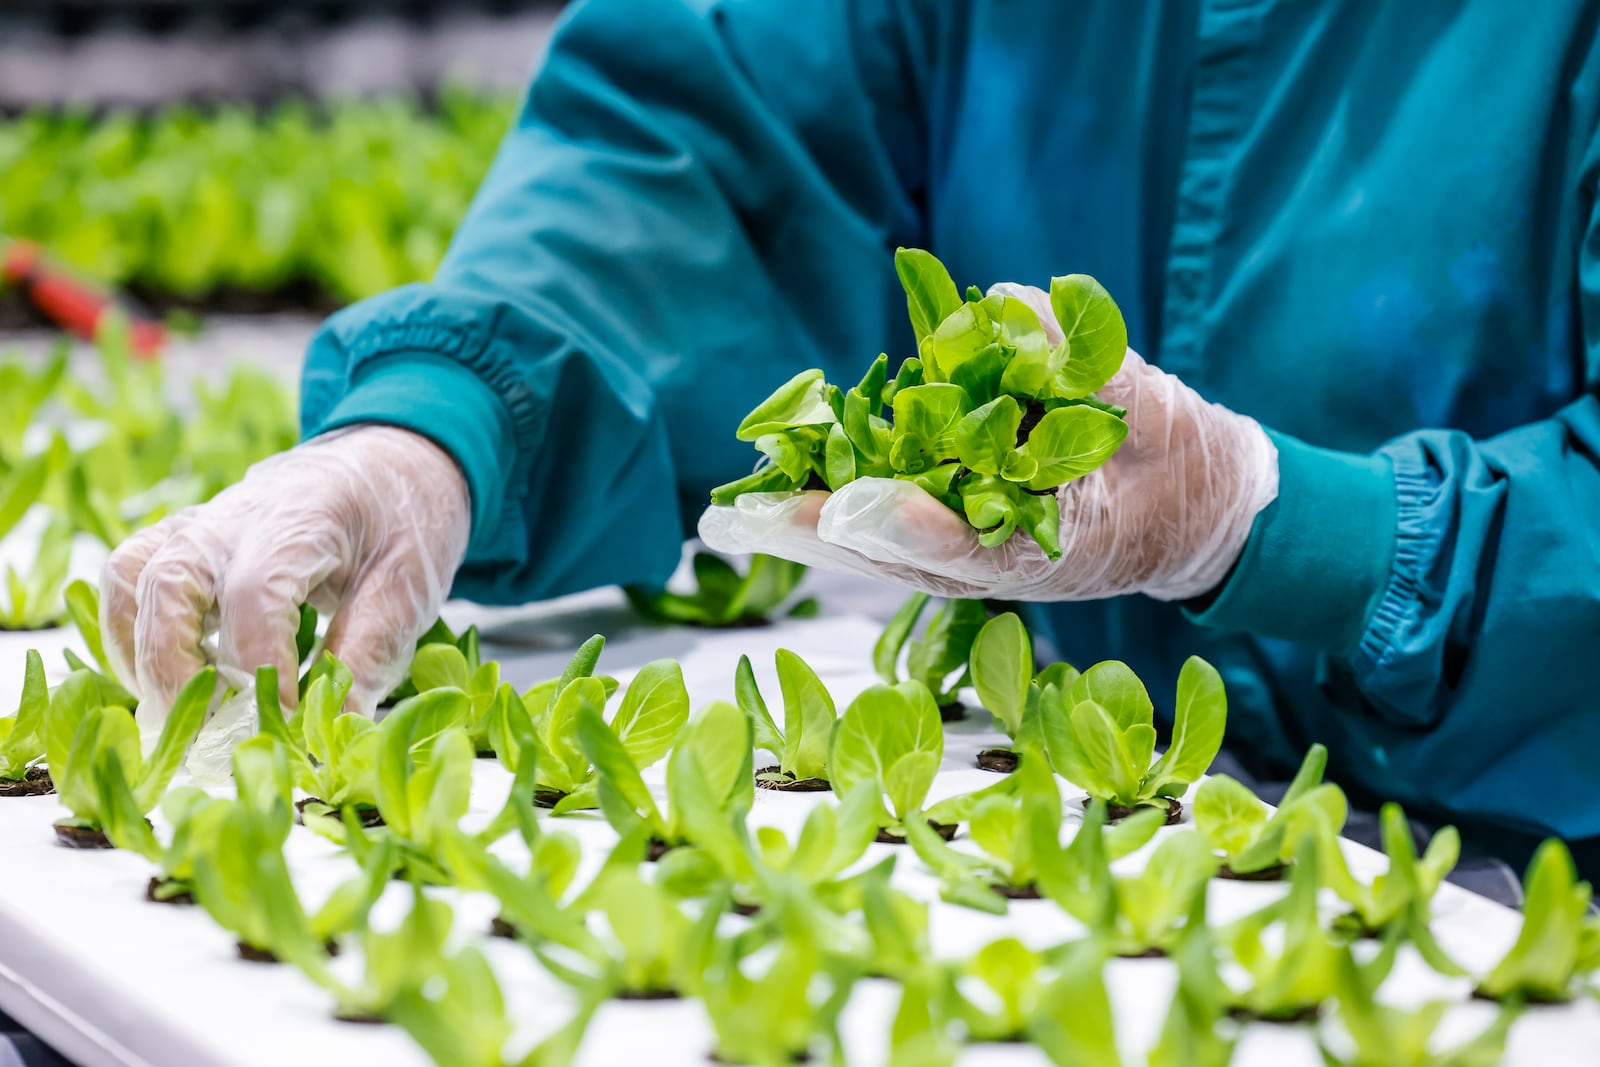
[101,424,471,730]
[699,282,1279,603]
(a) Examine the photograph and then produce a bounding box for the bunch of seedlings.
[711,249,1130,556]
[873,593,988,720]
[625,550,816,628]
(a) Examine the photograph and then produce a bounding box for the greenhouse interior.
[2,3,1599,1066]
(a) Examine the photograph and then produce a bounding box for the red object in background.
[1,238,166,357]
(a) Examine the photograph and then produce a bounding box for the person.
[103,0,1600,879]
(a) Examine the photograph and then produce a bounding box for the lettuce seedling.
[967,610,1059,771]
[0,514,73,631]
[699,900,858,1067]
[0,649,51,794]
[254,661,382,822]
[0,433,64,543]
[303,883,454,1022]
[580,697,754,857]
[885,970,959,1067]
[492,637,687,812]
[1028,797,1205,955]
[405,629,500,754]
[735,650,838,789]
[906,753,1060,911]
[391,942,600,1067]
[1320,803,1464,976]
[1024,939,1125,1066]
[1475,838,1600,1003]
[0,344,66,469]
[874,593,988,718]
[859,861,936,982]
[711,248,1129,557]
[60,580,138,711]
[828,681,946,840]
[1042,656,1226,822]
[49,665,215,848]
[379,616,478,705]
[1192,743,1346,879]
[1321,944,1517,1067]
[319,691,538,884]
[1147,925,1239,1067]
[625,551,817,628]
[190,758,396,963]
[946,937,1052,1043]
[1220,837,1396,1021]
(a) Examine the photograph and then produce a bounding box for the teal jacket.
[302,0,1600,863]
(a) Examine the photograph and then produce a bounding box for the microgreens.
[711,249,1129,555]
[626,551,817,628]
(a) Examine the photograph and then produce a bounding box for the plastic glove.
[699,282,1279,603]
[101,425,471,736]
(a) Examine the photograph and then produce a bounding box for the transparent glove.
[699,282,1279,603]
[101,424,471,743]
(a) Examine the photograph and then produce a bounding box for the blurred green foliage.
[0,88,515,305]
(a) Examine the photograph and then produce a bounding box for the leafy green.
[711,248,1129,556]
[53,666,214,837]
[1043,656,1226,812]
[0,91,513,304]
[904,754,1051,911]
[1147,925,1238,1067]
[1321,944,1517,1067]
[0,649,50,781]
[1476,838,1600,1003]
[391,941,600,1067]
[1192,743,1346,876]
[254,660,381,818]
[828,682,944,836]
[1221,837,1396,1021]
[303,884,455,1021]
[490,636,686,812]
[947,937,1051,1043]
[1320,803,1464,975]
[0,514,73,631]
[736,650,838,784]
[190,742,395,962]
[873,593,988,710]
[625,552,816,628]
[581,698,754,854]
[1026,940,1125,1066]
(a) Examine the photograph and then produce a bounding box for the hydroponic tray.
[0,588,1596,1067]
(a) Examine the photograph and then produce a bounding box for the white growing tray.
[0,588,1596,1067]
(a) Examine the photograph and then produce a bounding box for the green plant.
[399,626,499,753]
[885,970,959,1067]
[0,435,66,545]
[303,884,454,1022]
[946,937,1052,1043]
[1192,743,1346,879]
[1147,926,1238,1067]
[391,942,600,1067]
[1025,939,1125,1066]
[966,610,1064,768]
[699,906,858,1067]
[254,661,382,821]
[1028,798,1206,956]
[580,697,754,856]
[874,594,988,715]
[1041,656,1226,820]
[827,681,946,839]
[1220,838,1396,1022]
[0,649,50,787]
[1320,945,1517,1067]
[1475,839,1600,1003]
[49,665,214,845]
[711,248,1129,556]
[0,514,72,631]
[625,551,816,628]
[1320,803,1463,976]
[490,636,686,811]
[338,691,538,884]
[735,650,839,788]
[0,344,66,468]
[190,753,396,962]
[59,580,137,710]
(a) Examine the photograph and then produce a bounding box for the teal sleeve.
[299,0,942,603]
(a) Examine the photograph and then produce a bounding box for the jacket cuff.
[305,353,515,558]
[1185,430,1397,655]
